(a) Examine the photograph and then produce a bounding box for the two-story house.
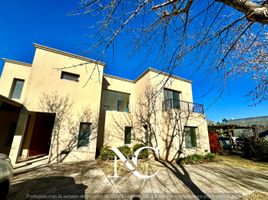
[0,44,210,164]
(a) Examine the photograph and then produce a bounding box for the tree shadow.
[39,91,98,163]
[9,176,87,200]
[158,160,211,200]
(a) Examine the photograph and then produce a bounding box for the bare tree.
[108,85,209,162]
[39,91,73,162]
[39,92,98,162]
[134,85,209,162]
[71,0,268,104]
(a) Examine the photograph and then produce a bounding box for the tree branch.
[218,0,268,24]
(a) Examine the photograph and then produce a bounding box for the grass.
[216,155,268,171]
[241,192,268,200]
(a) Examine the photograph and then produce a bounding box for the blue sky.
[0,1,267,122]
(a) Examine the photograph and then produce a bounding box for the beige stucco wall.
[24,48,104,112]
[23,47,104,162]
[20,112,36,158]
[102,75,135,110]
[0,44,209,163]
[0,46,105,163]
[101,70,209,161]
[103,111,132,147]
[0,61,31,103]
[146,70,193,102]
[9,107,29,165]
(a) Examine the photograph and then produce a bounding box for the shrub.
[99,146,116,160]
[177,153,216,165]
[132,144,149,159]
[204,153,216,161]
[242,135,268,162]
[118,145,132,158]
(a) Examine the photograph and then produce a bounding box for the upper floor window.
[9,78,25,99]
[61,71,80,82]
[77,122,91,148]
[184,126,197,148]
[117,100,124,111]
[163,88,181,110]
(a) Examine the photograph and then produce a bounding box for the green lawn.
[216,155,268,171]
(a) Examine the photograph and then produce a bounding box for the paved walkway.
[8,160,268,200]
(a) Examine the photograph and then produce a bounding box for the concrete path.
[8,160,268,200]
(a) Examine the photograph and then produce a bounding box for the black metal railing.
[162,99,204,114]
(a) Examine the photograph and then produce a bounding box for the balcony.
[101,89,130,112]
[162,99,204,114]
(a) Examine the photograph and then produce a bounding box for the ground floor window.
[124,127,132,144]
[143,125,149,145]
[184,126,197,148]
[77,122,91,148]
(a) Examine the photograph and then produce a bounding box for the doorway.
[28,113,55,157]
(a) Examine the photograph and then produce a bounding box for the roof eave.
[2,58,32,67]
[33,43,106,67]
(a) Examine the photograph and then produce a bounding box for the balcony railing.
[102,105,129,112]
[162,99,204,114]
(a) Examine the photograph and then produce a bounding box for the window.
[9,79,24,99]
[163,88,180,110]
[117,100,124,111]
[143,125,149,145]
[124,127,132,144]
[61,71,80,82]
[184,126,197,148]
[77,122,91,148]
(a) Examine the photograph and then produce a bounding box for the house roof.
[2,44,191,84]
[33,43,106,66]
[134,67,192,83]
[103,73,134,83]
[2,58,32,67]
[104,67,192,84]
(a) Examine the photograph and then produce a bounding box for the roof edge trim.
[33,43,106,66]
[2,58,32,67]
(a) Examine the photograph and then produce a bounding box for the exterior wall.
[102,75,135,110]
[100,76,134,149]
[9,107,29,165]
[0,61,31,103]
[146,70,193,102]
[103,111,132,147]
[0,46,105,163]
[20,112,36,158]
[101,69,209,161]
[22,47,104,162]
[158,111,209,160]
[0,44,209,163]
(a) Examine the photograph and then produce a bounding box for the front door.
[28,113,55,157]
